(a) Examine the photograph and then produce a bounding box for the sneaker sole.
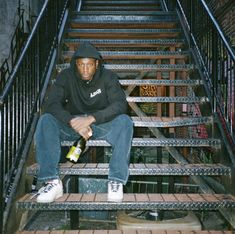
[37,191,63,203]
[107,197,123,203]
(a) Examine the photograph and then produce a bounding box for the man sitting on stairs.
[34,42,133,203]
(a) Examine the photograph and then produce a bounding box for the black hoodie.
[45,42,127,125]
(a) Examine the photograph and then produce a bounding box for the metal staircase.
[16,0,234,233]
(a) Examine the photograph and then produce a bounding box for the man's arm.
[45,72,73,124]
[69,115,95,140]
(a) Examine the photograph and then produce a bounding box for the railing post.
[211,29,218,118]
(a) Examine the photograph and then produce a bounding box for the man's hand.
[78,126,93,140]
[70,115,96,140]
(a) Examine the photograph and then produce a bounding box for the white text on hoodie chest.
[90,88,102,98]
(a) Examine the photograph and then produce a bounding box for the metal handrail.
[0,0,70,233]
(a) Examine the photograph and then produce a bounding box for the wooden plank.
[50,231,65,234]
[135,193,149,202]
[66,194,82,202]
[174,194,192,202]
[81,193,96,202]
[162,194,177,202]
[64,231,79,234]
[123,194,135,202]
[148,193,164,202]
[187,194,205,202]
[95,193,107,202]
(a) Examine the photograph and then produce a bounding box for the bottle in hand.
[66,137,86,163]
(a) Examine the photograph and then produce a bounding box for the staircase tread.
[27,162,231,176]
[16,230,233,234]
[70,16,177,22]
[81,6,163,11]
[84,0,161,4]
[64,38,184,44]
[62,50,189,59]
[61,137,221,148]
[119,79,201,85]
[17,193,235,210]
[73,10,177,15]
[126,96,208,103]
[68,28,181,33]
[56,63,193,72]
[131,116,212,126]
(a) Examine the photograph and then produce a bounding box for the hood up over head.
[70,42,102,70]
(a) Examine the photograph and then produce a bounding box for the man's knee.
[36,113,57,133]
[116,114,133,130]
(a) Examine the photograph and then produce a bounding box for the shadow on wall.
[0,0,44,65]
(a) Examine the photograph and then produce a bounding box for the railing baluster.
[0,1,70,233]
[164,0,234,154]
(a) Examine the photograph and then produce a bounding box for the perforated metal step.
[84,0,160,5]
[131,116,212,127]
[67,28,181,39]
[81,6,162,11]
[56,63,193,72]
[71,15,177,22]
[64,39,184,47]
[17,193,235,211]
[120,79,201,86]
[27,163,231,176]
[63,50,189,60]
[126,96,208,103]
[73,10,176,16]
[61,138,221,149]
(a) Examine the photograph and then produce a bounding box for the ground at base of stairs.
[24,210,230,231]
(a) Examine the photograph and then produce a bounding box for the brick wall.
[206,0,235,47]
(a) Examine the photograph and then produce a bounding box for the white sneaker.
[36,179,63,203]
[107,180,123,202]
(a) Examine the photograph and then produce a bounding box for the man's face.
[76,58,98,81]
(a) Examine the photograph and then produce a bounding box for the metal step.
[126,96,209,103]
[83,0,161,5]
[131,116,212,127]
[105,64,193,71]
[63,50,189,60]
[67,28,181,39]
[61,138,221,149]
[17,193,235,210]
[71,15,177,22]
[56,63,193,72]
[73,10,177,16]
[64,39,184,48]
[81,6,162,11]
[119,79,202,86]
[27,163,231,176]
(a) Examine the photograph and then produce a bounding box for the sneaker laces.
[38,183,55,194]
[110,181,120,192]
[30,182,57,199]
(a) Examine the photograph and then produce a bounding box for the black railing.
[164,0,235,156]
[0,0,70,233]
[0,9,25,91]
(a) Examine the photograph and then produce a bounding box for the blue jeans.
[35,113,133,185]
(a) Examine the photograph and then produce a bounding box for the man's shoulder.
[101,67,118,79]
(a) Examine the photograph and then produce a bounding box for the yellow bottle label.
[66,146,82,163]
